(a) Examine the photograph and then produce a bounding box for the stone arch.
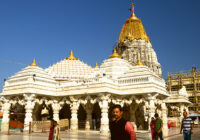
[9,103,25,129]
[92,103,101,130]
[135,105,146,130]
[32,102,53,121]
[59,104,71,120]
[10,103,25,122]
[78,104,86,129]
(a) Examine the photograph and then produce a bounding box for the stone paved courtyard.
[0,128,200,140]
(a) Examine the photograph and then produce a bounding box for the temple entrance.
[92,103,101,130]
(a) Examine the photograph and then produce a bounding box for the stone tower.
[116,3,162,77]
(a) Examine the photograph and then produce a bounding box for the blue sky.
[0,0,200,92]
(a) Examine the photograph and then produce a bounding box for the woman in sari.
[150,117,155,140]
[48,120,55,140]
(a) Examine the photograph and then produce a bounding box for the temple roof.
[118,3,150,43]
[46,51,94,78]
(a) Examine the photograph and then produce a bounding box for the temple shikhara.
[0,3,190,135]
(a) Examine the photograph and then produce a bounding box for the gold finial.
[66,50,78,60]
[30,59,38,66]
[94,62,99,68]
[109,49,122,59]
[130,3,135,15]
[136,58,144,66]
[129,3,139,20]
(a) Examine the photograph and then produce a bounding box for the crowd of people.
[48,105,194,140]
[150,111,194,140]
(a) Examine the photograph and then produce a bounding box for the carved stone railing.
[118,77,149,85]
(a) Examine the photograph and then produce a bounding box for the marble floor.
[0,128,199,140]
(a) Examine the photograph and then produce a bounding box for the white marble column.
[179,104,185,126]
[24,94,35,131]
[70,98,80,131]
[161,103,168,136]
[52,101,61,122]
[84,103,93,130]
[99,94,110,134]
[1,100,11,132]
[148,99,155,131]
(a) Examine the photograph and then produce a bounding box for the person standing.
[150,117,155,140]
[48,120,61,140]
[154,113,163,140]
[48,120,55,140]
[53,121,60,140]
[109,104,136,140]
[180,111,194,140]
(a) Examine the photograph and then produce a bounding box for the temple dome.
[118,3,150,43]
[45,51,94,79]
[100,51,132,78]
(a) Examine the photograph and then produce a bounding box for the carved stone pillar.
[52,100,61,122]
[24,94,35,131]
[148,98,155,131]
[161,103,168,136]
[99,94,110,134]
[83,103,93,130]
[1,99,11,132]
[70,97,80,131]
[179,104,185,126]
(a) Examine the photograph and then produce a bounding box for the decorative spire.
[30,59,38,66]
[130,3,136,17]
[118,3,150,43]
[94,62,99,68]
[129,3,138,20]
[66,50,78,60]
[109,49,122,59]
[136,58,144,66]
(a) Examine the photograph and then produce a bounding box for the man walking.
[109,104,136,140]
[180,111,194,140]
[154,113,163,140]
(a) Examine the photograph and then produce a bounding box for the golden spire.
[136,58,144,66]
[66,50,78,60]
[118,3,150,43]
[109,49,122,59]
[94,62,99,68]
[30,59,38,66]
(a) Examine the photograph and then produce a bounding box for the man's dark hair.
[112,104,123,111]
[154,113,159,117]
[183,111,187,115]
